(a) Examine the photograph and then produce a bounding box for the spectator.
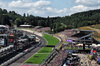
[90,49,93,55]
[97,56,100,64]
[88,59,91,66]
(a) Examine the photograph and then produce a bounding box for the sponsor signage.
[66,39,73,42]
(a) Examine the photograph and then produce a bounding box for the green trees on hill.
[50,23,66,33]
[0,8,100,32]
[53,9,100,29]
[0,14,11,26]
[14,18,22,27]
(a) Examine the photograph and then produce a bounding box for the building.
[65,29,94,50]
[20,25,32,28]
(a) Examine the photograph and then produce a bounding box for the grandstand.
[71,30,93,43]
[41,29,94,66]
[60,29,94,50]
[60,29,93,43]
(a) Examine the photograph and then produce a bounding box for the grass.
[91,24,100,29]
[43,34,60,46]
[78,27,92,30]
[25,34,60,64]
[38,47,53,53]
[38,34,60,53]
[25,54,49,64]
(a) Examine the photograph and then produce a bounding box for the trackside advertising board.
[66,39,73,42]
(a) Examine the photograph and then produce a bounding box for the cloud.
[0,2,6,8]
[8,0,51,8]
[70,5,88,12]
[75,0,100,7]
[28,7,68,17]
[69,0,100,15]
[46,7,67,13]
[1,0,100,17]
[69,4,100,15]
[33,0,51,7]
[8,0,68,17]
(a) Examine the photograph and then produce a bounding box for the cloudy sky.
[0,0,100,17]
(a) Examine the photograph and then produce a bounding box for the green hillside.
[1,8,100,33]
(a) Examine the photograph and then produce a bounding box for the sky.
[0,0,100,17]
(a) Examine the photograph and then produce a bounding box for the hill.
[1,8,100,33]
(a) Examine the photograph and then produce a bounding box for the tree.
[23,13,26,17]
[2,9,7,14]
[0,8,2,15]
[14,18,22,27]
[1,14,11,26]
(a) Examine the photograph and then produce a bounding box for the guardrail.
[39,33,63,66]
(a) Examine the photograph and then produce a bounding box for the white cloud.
[69,4,100,15]
[45,7,67,14]
[1,0,100,17]
[8,0,51,8]
[68,0,100,15]
[33,0,51,7]
[75,0,100,6]
[20,0,32,3]
[0,2,6,8]
[70,5,88,12]
[28,7,68,17]
[9,0,22,8]
[8,0,68,17]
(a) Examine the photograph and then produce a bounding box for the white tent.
[20,25,32,27]
[0,25,7,28]
[90,44,100,47]
[20,25,32,28]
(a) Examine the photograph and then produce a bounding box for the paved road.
[9,31,47,66]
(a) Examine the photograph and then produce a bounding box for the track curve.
[9,31,47,66]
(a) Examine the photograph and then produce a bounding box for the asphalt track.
[9,31,47,66]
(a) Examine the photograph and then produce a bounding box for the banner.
[66,39,73,42]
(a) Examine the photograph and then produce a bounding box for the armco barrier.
[39,33,62,66]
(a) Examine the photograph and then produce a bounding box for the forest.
[0,8,100,33]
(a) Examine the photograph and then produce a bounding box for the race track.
[9,31,47,66]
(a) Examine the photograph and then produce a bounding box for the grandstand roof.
[20,25,32,27]
[65,29,94,44]
[74,30,94,32]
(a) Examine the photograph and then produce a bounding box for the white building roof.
[20,25,32,27]
[0,25,7,28]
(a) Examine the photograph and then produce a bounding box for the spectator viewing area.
[66,29,94,50]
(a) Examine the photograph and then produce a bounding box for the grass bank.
[25,54,49,64]
[25,34,60,64]
[43,34,60,46]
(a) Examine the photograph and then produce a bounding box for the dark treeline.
[0,8,100,33]
[50,9,100,32]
